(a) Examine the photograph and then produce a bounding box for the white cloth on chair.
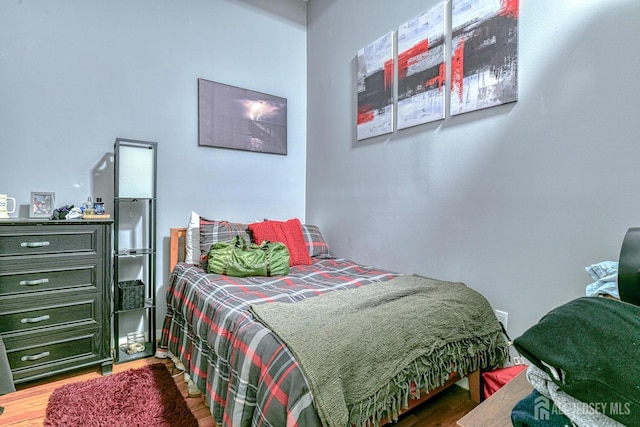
[585,261,619,298]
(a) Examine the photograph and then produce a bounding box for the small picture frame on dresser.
[30,191,55,218]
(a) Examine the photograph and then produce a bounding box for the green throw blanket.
[249,274,507,427]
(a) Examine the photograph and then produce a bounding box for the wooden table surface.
[456,368,532,427]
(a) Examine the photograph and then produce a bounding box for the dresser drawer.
[0,262,100,297]
[5,326,106,383]
[0,295,100,335]
[0,225,102,258]
[0,220,112,384]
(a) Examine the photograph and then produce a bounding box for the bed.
[159,217,508,427]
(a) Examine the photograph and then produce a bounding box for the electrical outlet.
[495,309,508,330]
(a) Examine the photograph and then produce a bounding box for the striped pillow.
[199,217,251,266]
[301,224,333,259]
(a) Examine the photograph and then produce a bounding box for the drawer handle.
[21,351,50,362]
[19,278,49,286]
[21,315,51,324]
[20,241,51,248]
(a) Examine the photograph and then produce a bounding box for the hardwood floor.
[0,357,477,426]
[394,385,478,427]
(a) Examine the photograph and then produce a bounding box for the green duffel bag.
[207,235,290,277]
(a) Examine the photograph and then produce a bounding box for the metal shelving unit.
[112,138,157,363]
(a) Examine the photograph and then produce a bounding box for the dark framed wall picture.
[198,78,287,155]
[30,191,55,218]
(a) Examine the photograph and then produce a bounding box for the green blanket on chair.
[250,274,507,427]
[514,297,640,427]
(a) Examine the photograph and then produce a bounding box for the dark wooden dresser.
[0,219,113,384]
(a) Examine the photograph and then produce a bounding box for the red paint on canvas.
[426,63,446,90]
[500,0,519,19]
[397,40,430,80]
[358,106,375,124]
[451,40,465,103]
[384,59,394,92]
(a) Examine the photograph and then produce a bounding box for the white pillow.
[185,211,200,264]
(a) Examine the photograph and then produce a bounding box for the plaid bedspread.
[159,259,399,427]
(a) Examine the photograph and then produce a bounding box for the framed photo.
[198,78,287,155]
[30,192,55,218]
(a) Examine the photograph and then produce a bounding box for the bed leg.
[468,369,481,403]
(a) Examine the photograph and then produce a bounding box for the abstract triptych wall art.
[451,0,519,115]
[356,31,394,141]
[397,3,446,130]
[355,0,518,139]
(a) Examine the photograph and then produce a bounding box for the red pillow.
[248,219,312,266]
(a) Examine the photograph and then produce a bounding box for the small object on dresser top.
[51,205,74,220]
[82,196,93,212]
[65,206,83,219]
[82,213,111,219]
[94,198,105,215]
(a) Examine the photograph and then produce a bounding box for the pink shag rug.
[44,363,198,427]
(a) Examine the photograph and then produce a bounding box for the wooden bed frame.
[169,227,188,273]
[167,227,482,422]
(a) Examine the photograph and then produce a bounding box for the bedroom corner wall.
[305,0,640,337]
[0,0,307,326]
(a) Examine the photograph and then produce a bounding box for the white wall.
[4,0,640,343]
[0,0,307,324]
[306,0,640,337]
